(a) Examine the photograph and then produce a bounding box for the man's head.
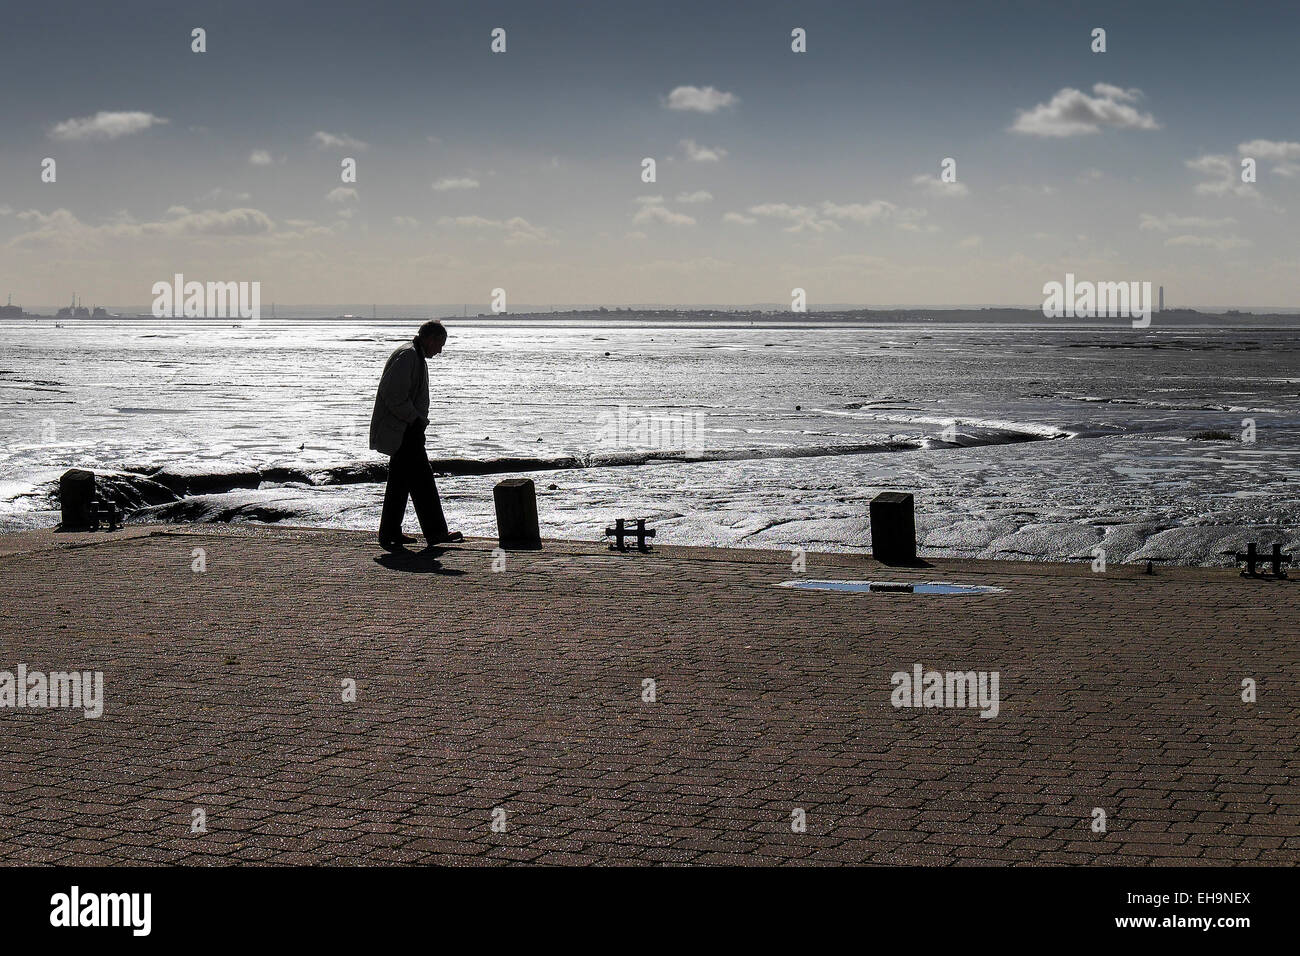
[416,320,448,358]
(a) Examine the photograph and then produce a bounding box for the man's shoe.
[426,531,464,545]
[378,535,414,552]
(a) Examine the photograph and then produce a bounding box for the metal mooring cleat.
[90,499,121,532]
[605,517,655,552]
[1233,543,1291,578]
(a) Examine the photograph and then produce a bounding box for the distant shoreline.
[5,307,1300,327]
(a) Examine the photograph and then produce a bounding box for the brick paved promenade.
[1,526,1297,865]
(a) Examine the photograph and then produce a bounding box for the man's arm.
[376,350,420,424]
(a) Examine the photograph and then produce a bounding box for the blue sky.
[2,0,1298,309]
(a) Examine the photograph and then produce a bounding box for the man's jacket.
[369,339,429,455]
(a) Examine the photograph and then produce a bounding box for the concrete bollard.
[870,491,916,565]
[493,478,542,550]
[59,468,97,530]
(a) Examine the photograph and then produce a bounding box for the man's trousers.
[379,424,449,543]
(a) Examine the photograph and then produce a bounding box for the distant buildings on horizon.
[55,296,108,319]
[6,286,1300,321]
[0,293,110,319]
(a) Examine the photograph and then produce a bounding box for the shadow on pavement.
[373,547,468,575]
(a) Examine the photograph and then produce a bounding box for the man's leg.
[378,442,413,542]
[406,433,451,542]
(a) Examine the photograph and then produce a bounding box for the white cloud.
[633,204,696,227]
[7,206,276,249]
[1187,154,1235,177]
[248,149,273,166]
[820,200,898,224]
[49,111,168,141]
[1139,212,1236,232]
[740,199,904,233]
[1238,139,1300,176]
[1011,83,1159,137]
[749,203,838,233]
[679,139,727,162]
[1186,154,1261,201]
[1238,139,1300,160]
[438,215,551,243]
[1091,83,1136,101]
[957,235,983,248]
[311,131,369,151]
[325,187,358,204]
[441,215,496,228]
[911,174,970,198]
[896,207,940,233]
[664,85,738,113]
[676,190,714,203]
[432,176,479,191]
[1165,234,1253,250]
[393,216,419,228]
[501,217,553,244]
[138,206,275,236]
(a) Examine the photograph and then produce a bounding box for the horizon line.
[7,303,1300,316]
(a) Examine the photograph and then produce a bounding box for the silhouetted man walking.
[370,320,462,550]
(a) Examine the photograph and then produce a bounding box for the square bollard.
[59,468,97,530]
[870,491,916,565]
[493,478,542,550]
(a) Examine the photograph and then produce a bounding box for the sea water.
[1,318,1297,564]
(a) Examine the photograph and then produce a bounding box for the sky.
[1,0,1299,311]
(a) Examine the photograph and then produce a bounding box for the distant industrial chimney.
[1158,286,1164,312]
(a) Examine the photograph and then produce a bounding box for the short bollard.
[59,468,97,530]
[870,491,917,565]
[493,478,542,550]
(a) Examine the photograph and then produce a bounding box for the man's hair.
[418,319,448,342]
